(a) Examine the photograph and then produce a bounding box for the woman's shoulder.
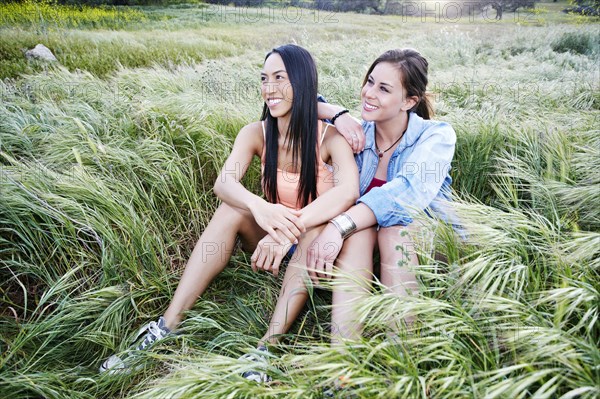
[321,122,336,137]
[424,119,456,143]
[239,120,264,136]
[321,122,353,156]
[237,121,265,142]
[410,113,456,145]
[321,123,344,146]
[234,121,264,155]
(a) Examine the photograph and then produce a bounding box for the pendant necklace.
[375,128,407,158]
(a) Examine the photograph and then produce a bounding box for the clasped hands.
[249,200,344,283]
[249,200,304,277]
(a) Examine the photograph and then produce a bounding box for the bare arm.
[213,122,305,244]
[317,101,346,121]
[213,122,263,211]
[337,203,377,232]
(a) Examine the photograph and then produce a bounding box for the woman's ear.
[402,96,419,112]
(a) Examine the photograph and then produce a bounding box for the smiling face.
[360,62,417,123]
[261,53,293,119]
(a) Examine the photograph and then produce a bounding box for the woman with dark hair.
[99,44,358,375]
[313,48,457,344]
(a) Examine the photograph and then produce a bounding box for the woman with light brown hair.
[314,48,457,344]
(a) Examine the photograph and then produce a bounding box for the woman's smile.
[362,101,379,112]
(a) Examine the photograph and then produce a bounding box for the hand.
[306,223,343,285]
[250,232,292,277]
[333,113,365,153]
[249,200,305,245]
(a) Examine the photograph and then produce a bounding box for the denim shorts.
[283,244,297,263]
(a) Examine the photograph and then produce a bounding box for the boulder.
[24,44,57,62]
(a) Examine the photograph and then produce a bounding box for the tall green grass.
[1,2,599,398]
[0,0,148,30]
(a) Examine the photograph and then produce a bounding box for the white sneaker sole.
[99,354,127,374]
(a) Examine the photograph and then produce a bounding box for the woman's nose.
[263,81,277,94]
[363,85,376,99]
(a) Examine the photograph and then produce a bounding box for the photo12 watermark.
[199,2,339,24]
[196,1,542,25]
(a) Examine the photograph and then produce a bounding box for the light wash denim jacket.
[356,112,456,227]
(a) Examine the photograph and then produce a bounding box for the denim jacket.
[356,112,456,227]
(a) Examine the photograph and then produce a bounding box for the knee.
[335,228,377,273]
[341,227,377,256]
[213,203,249,227]
[282,267,309,291]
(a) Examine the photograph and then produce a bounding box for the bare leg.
[330,227,377,346]
[378,224,420,331]
[259,226,325,345]
[163,203,265,330]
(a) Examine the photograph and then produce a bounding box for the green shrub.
[0,0,147,30]
[551,31,597,54]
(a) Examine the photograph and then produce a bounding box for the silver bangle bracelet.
[330,213,357,239]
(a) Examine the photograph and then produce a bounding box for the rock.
[24,44,57,62]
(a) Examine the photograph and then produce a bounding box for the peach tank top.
[260,121,335,210]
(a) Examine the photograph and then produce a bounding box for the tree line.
[0,0,537,12]
[7,0,599,17]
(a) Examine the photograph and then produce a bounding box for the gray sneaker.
[99,316,171,374]
[239,345,272,383]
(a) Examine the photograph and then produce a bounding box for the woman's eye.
[381,86,389,93]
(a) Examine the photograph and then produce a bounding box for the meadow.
[0,1,599,398]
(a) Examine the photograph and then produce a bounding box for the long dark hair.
[261,44,318,208]
[363,48,433,119]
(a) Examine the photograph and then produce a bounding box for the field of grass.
[1,1,599,398]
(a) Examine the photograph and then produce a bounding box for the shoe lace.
[134,320,165,350]
[240,348,271,383]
